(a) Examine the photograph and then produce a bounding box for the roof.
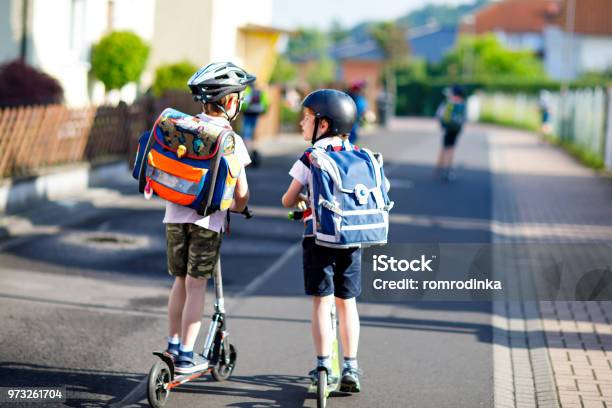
[467,0,612,36]
[410,26,457,64]
[325,24,457,64]
[468,0,561,34]
[557,0,612,36]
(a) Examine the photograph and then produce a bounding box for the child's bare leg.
[444,147,455,168]
[168,276,186,338]
[335,297,360,358]
[181,275,207,348]
[436,149,445,170]
[312,294,334,357]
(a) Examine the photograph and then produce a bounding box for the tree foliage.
[370,21,409,65]
[440,34,546,80]
[329,19,350,45]
[91,31,150,91]
[307,57,336,87]
[152,61,198,96]
[285,28,330,60]
[270,55,297,84]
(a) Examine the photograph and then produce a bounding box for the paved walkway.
[485,123,612,408]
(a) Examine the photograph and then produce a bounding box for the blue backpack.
[132,108,242,216]
[308,144,392,248]
[440,101,466,131]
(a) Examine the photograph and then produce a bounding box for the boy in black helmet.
[281,89,362,392]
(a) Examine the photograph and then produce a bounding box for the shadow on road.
[0,362,145,408]
[175,374,312,407]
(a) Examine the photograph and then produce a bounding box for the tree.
[91,31,150,92]
[370,21,410,115]
[152,61,198,96]
[329,19,350,45]
[270,55,298,84]
[440,34,546,80]
[307,57,336,88]
[285,28,330,60]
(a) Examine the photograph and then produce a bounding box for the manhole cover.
[62,232,150,250]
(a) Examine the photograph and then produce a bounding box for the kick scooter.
[289,209,341,408]
[146,208,252,408]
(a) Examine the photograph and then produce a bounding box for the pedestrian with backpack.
[241,82,269,167]
[158,62,254,374]
[281,89,392,393]
[347,80,368,144]
[435,85,467,182]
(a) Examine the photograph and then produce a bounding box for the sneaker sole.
[340,377,360,393]
[175,363,209,375]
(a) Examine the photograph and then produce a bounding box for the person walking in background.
[538,90,552,139]
[435,85,467,182]
[347,80,368,144]
[241,82,269,167]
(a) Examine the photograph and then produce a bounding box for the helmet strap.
[215,93,242,122]
[311,117,320,145]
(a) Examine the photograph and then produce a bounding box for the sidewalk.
[485,123,612,408]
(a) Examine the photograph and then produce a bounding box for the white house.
[0,0,282,106]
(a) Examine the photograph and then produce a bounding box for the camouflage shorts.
[165,223,222,279]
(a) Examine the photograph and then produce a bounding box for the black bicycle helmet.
[188,62,256,103]
[302,89,357,143]
[451,85,466,98]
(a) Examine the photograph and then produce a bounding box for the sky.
[271,0,474,30]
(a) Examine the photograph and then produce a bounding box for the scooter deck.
[152,351,213,390]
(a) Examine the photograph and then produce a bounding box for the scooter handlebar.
[231,207,253,219]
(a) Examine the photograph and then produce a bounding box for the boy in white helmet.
[163,62,253,374]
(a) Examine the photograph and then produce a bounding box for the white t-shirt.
[163,113,251,232]
[288,137,350,237]
[288,136,349,186]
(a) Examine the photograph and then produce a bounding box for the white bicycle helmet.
[187,62,256,103]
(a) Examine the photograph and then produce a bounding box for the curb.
[0,160,129,216]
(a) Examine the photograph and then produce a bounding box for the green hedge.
[394,77,600,116]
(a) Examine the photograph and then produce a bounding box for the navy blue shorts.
[443,127,461,147]
[302,237,362,299]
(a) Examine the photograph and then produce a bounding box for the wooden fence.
[0,101,147,178]
[0,85,281,179]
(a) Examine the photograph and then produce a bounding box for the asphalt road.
[0,118,493,408]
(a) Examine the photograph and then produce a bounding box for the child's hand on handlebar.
[297,194,308,211]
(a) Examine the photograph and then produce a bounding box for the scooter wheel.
[147,360,171,408]
[212,343,237,381]
[317,368,327,408]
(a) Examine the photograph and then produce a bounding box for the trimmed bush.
[91,31,150,91]
[0,60,63,107]
[151,61,198,97]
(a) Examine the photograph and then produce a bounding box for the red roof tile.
[466,0,561,34]
[465,0,612,36]
[557,0,612,36]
